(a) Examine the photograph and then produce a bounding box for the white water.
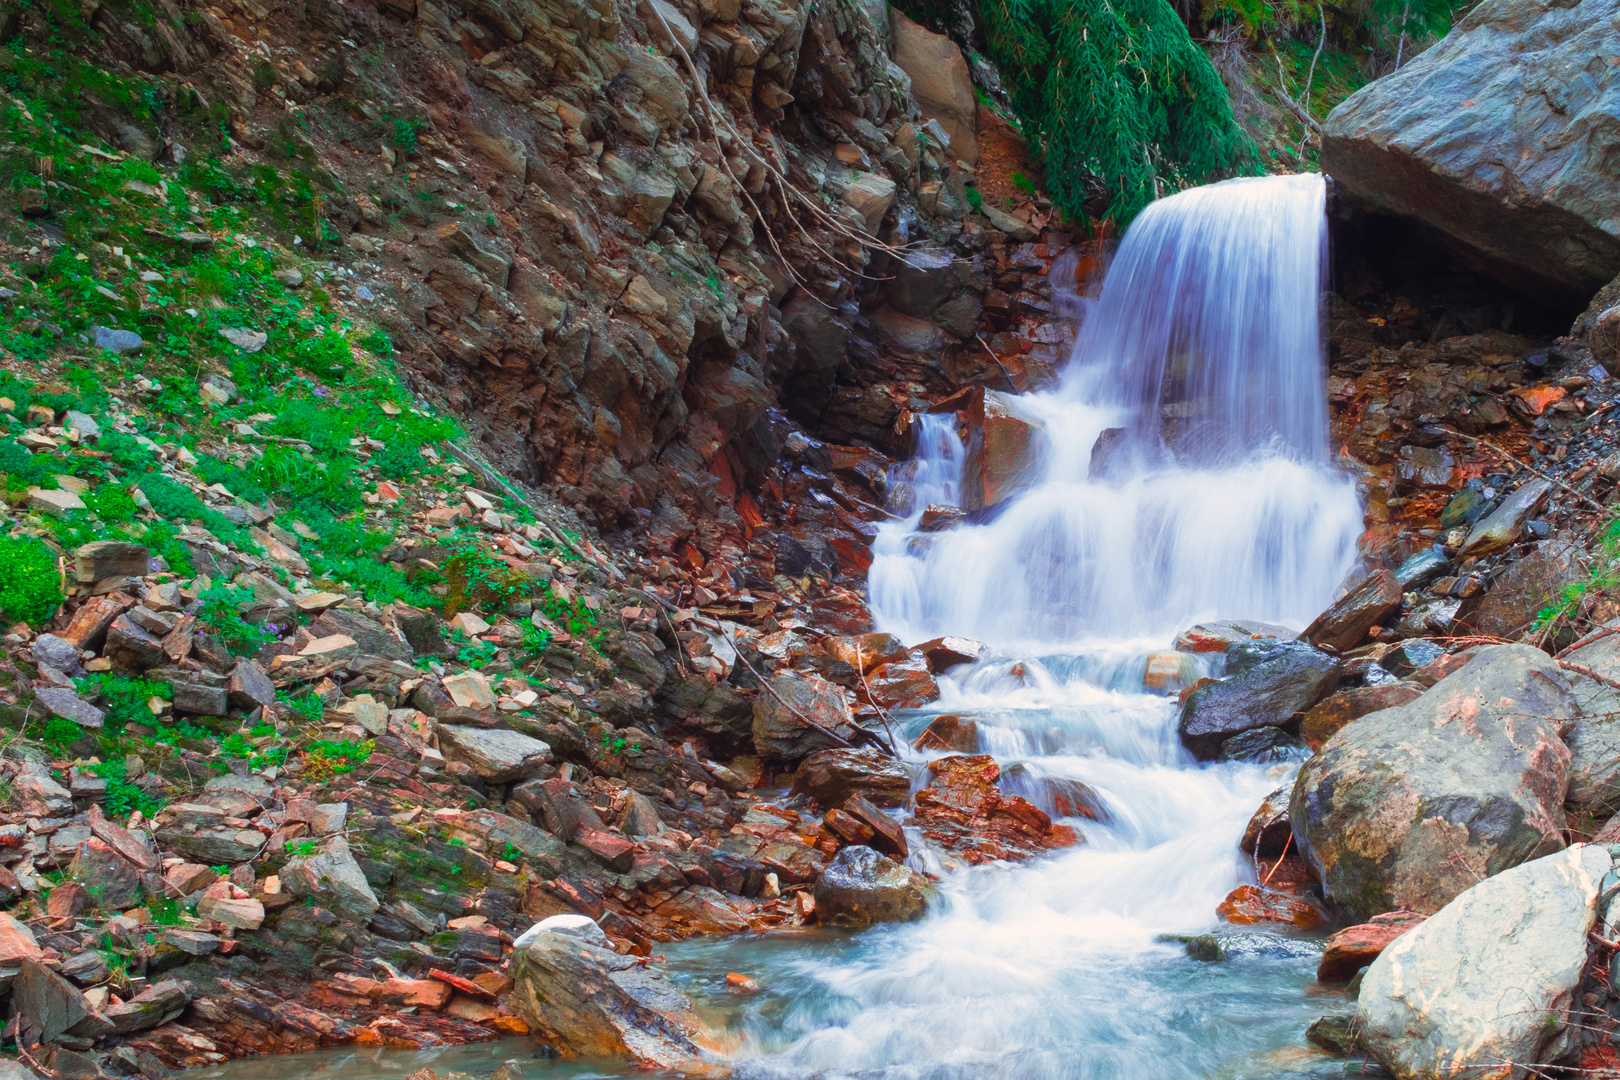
[672,175,1367,1079]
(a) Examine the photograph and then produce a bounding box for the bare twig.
[723,626,883,755]
[853,641,900,756]
[1271,49,1323,134]
[1296,4,1327,158]
[975,334,1019,393]
[1261,830,1294,888]
[1449,431,1607,514]
[1556,625,1620,660]
[1559,659,1620,692]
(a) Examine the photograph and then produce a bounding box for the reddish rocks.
[825,633,910,673]
[1216,885,1324,930]
[1299,682,1423,750]
[912,755,1078,865]
[914,713,979,752]
[860,657,939,710]
[914,636,987,673]
[1317,910,1427,982]
[961,388,1042,510]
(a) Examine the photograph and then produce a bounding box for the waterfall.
[869,173,1364,648]
[662,175,1367,1080]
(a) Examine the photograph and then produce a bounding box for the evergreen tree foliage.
[976,0,1263,225]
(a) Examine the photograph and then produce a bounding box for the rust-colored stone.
[1216,885,1323,929]
[1317,910,1427,981]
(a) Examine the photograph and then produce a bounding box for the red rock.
[1316,910,1427,981]
[824,633,910,673]
[1240,788,1292,858]
[429,968,496,1000]
[576,827,637,872]
[861,657,938,709]
[57,592,135,649]
[822,808,874,846]
[1302,569,1402,653]
[841,795,909,859]
[47,881,87,919]
[961,388,1040,510]
[726,972,758,992]
[912,755,1078,865]
[1216,885,1324,930]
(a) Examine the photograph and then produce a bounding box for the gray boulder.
[508,931,704,1069]
[813,845,937,927]
[1358,843,1613,1079]
[279,836,379,919]
[435,724,551,783]
[1558,630,1620,817]
[1321,0,1620,303]
[1291,644,1574,920]
[752,672,859,762]
[1176,639,1340,759]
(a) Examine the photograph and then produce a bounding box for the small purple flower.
[313,388,330,399]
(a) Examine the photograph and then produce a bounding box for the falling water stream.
[197,174,1369,1080]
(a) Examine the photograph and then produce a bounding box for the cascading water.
[868,172,1363,649]
[658,174,1368,1080]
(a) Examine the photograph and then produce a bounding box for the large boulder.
[1320,0,1620,304]
[1291,644,1575,920]
[813,845,937,927]
[1176,639,1341,759]
[1559,630,1620,817]
[508,929,706,1068]
[1357,844,1613,1079]
[888,10,979,166]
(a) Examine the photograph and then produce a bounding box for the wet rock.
[913,636,987,673]
[1305,1015,1361,1056]
[1216,885,1323,930]
[790,748,912,808]
[1394,549,1448,590]
[1321,0,1620,302]
[280,836,380,919]
[1317,910,1427,982]
[839,795,909,858]
[435,725,551,783]
[508,930,704,1068]
[861,657,939,710]
[1241,786,1292,858]
[1458,479,1551,558]
[1291,644,1575,920]
[1472,539,1587,640]
[1176,639,1341,759]
[913,713,978,752]
[960,388,1041,511]
[823,633,908,673]
[1378,639,1444,680]
[751,671,859,762]
[813,845,937,926]
[1357,844,1612,1078]
[1216,727,1307,763]
[1173,619,1295,653]
[1298,682,1423,751]
[1303,569,1401,653]
[889,9,978,165]
[912,755,1078,864]
[917,505,967,532]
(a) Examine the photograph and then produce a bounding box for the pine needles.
[973,0,1262,225]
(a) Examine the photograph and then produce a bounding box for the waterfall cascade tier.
[869,173,1364,649]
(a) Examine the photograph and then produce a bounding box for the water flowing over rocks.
[1322,0,1620,304]
[1291,644,1576,921]
[1357,844,1614,1079]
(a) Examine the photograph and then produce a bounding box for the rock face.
[1472,540,1588,640]
[1321,0,1620,304]
[813,845,937,926]
[1291,645,1575,920]
[508,930,704,1068]
[1177,639,1341,759]
[1357,844,1613,1079]
[889,10,979,166]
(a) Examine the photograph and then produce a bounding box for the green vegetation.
[0,534,63,626]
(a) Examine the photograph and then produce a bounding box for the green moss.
[0,534,63,626]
